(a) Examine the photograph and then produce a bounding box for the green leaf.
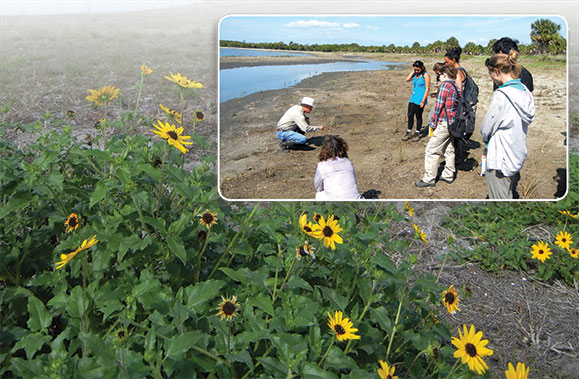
[319,286,348,311]
[12,333,51,360]
[322,346,359,370]
[164,332,195,359]
[0,191,33,218]
[256,357,288,377]
[251,293,274,316]
[89,181,109,209]
[26,296,52,331]
[370,306,392,333]
[219,267,251,285]
[185,280,225,310]
[167,236,187,265]
[286,276,313,292]
[301,362,339,379]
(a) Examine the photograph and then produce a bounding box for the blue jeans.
[276,130,307,144]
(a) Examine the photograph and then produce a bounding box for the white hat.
[301,97,314,107]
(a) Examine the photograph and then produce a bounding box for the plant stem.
[385,292,404,361]
[195,228,210,282]
[436,251,450,283]
[227,321,232,355]
[446,359,461,377]
[207,202,261,279]
[156,146,168,219]
[318,338,335,367]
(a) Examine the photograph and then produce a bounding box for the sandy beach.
[219,53,568,200]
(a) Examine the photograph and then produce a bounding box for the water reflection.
[220,47,311,57]
[220,60,403,102]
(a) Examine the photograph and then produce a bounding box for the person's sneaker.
[414,180,435,188]
[439,177,454,184]
[401,130,412,141]
[412,132,423,141]
[279,141,290,152]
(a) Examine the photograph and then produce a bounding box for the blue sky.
[219,16,568,47]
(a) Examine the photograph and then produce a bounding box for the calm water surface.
[220,47,311,57]
[220,59,404,102]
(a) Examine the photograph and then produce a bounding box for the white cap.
[301,97,314,107]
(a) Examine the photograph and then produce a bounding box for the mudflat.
[219,53,567,200]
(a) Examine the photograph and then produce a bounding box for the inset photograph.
[218,15,568,201]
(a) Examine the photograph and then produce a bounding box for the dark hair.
[439,65,458,79]
[444,46,462,63]
[432,62,445,72]
[319,135,349,161]
[492,37,520,54]
[412,60,426,74]
[485,50,522,78]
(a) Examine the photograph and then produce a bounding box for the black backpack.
[458,67,479,107]
[444,81,476,140]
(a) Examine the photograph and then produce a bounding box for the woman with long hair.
[403,60,431,140]
[481,51,535,199]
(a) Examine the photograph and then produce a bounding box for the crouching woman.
[481,51,535,199]
[314,136,363,200]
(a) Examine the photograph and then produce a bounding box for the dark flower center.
[538,249,544,254]
[323,226,334,238]
[465,343,477,357]
[562,238,567,243]
[223,301,236,315]
[196,111,204,120]
[202,213,214,224]
[445,292,455,304]
[197,230,207,241]
[68,217,77,227]
[304,226,312,233]
[168,131,179,140]
[118,331,125,339]
[334,324,346,335]
[298,247,308,257]
[314,214,321,222]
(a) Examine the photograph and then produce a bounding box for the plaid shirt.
[430,80,458,127]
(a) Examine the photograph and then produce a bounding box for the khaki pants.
[485,169,515,199]
[422,121,455,183]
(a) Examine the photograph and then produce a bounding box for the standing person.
[481,51,535,199]
[492,37,534,92]
[426,62,445,125]
[403,61,431,141]
[314,135,363,200]
[276,97,324,152]
[415,65,459,188]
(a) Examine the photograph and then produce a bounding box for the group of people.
[274,37,535,200]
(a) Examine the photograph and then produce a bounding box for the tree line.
[221,19,566,55]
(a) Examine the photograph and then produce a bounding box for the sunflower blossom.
[327,311,360,341]
[199,209,217,229]
[64,213,80,233]
[216,295,238,320]
[86,85,120,106]
[377,360,398,379]
[554,231,573,250]
[530,241,552,262]
[451,324,494,375]
[140,65,153,75]
[413,223,429,244]
[404,202,414,217]
[299,214,322,239]
[160,104,182,124]
[442,285,460,315]
[568,247,579,259]
[558,210,578,219]
[296,241,315,260]
[164,72,203,89]
[318,215,343,250]
[505,361,530,379]
[56,235,98,269]
[151,120,193,154]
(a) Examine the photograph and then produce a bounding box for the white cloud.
[343,23,359,28]
[284,20,342,29]
[366,25,379,31]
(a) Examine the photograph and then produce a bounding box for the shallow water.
[220,59,404,102]
[220,47,311,57]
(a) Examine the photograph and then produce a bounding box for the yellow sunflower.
[194,111,204,122]
[530,241,552,262]
[567,247,579,259]
[56,235,98,269]
[299,214,322,239]
[327,311,360,341]
[159,104,182,124]
[86,85,120,106]
[151,120,193,154]
[377,360,398,379]
[442,285,460,315]
[199,209,217,229]
[296,241,315,260]
[140,65,153,75]
[554,231,573,250]
[505,361,530,379]
[164,72,203,89]
[64,213,80,233]
[451,324,494,375]
[558,210,578,219]
[318,215,343,250]
[404,202,415,217]
[216,295,238,320]
[413,224,429,244]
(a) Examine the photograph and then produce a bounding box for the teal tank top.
[409,74,427,105]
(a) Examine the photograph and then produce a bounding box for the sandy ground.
[219,53,567,200]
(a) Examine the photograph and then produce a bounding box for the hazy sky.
[0,0,200,15]
[220,15,568,47]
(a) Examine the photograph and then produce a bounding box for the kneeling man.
[276,97,324,152]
